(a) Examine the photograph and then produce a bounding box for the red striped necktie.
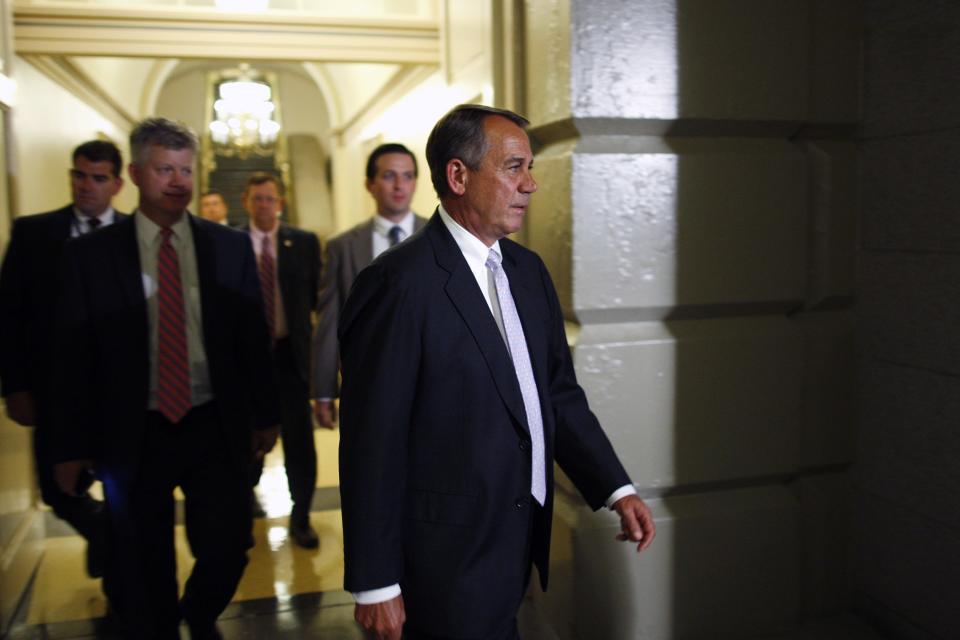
[258,234,276,339]
[156,228,192,423]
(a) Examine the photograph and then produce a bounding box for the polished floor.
[5,428,369,639]
[3,427,883,640]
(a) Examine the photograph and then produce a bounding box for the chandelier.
[208,78,281,151]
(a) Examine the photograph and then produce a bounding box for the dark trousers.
[33,417,107,544]
[250,338,316,525]
[109,402,251,640]
[403,623,521,640]
[403,503,540,640]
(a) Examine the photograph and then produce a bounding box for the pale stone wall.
[523,1,860,637]
[855,3,960,638]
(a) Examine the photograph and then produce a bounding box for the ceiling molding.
[300,62,341,127]
[13,6,441,63]
[21,54,136,130]
[140,59,180,116]
[334,63,437,144]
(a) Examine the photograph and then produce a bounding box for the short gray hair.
[129,118,197,165]
[425,104,530,199]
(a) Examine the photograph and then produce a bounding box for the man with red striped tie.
[52,118,280,640]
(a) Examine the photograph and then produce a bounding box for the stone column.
[522,1,859,637]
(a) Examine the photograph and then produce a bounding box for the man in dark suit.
[311,143,426,428]
[0,139,126,580]
[242,172,324,548]
[52,119,280,640]
[339,105,656,639]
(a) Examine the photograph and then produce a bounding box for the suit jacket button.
[519,439,529,451]
[515,497,528,509]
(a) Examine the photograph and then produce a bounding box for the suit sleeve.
[338,262,420,592]
[236,237,281,430]
[311,237,343,399]
[0,220,33,396]
[540,258,632,510]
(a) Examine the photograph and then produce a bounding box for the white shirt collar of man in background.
[71,206,116,237]
[372,210,415,258]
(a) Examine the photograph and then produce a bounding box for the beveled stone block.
[570,141,806,317]
[856,360,960,531]
[535,486,799,640]
[571,317,802,490]
[569,0,808,122]
[797,312,856,468]
[861,129,960,254]
[857,251,960,376]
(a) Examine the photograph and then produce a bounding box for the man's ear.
[446,159,468,196]
[127,163,140,187]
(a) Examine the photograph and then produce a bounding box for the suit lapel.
[112,216,146,307]
[426,215,531,435]
[190,216,218,350]
[276,224,295,316]
[54,206,75,241]
[352,220,374,276]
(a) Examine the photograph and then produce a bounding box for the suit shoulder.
[12,206,72,230]
[500,237,543,266]
[328,219,372,244]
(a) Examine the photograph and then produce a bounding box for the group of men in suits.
[0,105,656,640]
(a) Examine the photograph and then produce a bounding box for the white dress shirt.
[371,210,415,258]
[71,206,117,237]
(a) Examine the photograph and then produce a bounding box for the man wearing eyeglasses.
[0,140,126,582]
[242,172,325,548]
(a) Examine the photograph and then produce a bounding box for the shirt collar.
[73,206,115,226]
[438,204,501,271]
[249,220,278,245]
[373,211,414,238]
[135,209,192,249]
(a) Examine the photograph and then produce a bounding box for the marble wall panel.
[571,317,802,489]
[571,141,806,318]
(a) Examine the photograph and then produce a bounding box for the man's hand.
[613,494,656,553]
[251,425,281,461]
[54,459,93,496]
[312,399,337,429]
[355,595,405,640]
[4,391,37,426]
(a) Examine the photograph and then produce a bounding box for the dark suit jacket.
[311,214,426,399]
[51,214,280,487]
[338,213,630,637]
[0,205,128,408]
[246,223,321,384]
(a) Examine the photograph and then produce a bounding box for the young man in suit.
[310,143,426,428]
[0,139,126,580]
[199,190,229,225]
[52,119,280,640]
[242,172,325,548]
[339,105,656,639]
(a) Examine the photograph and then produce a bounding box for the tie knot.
[388,225,404,246]
[160,227,174,243]
[86,217,101,230]
[485,248,502,271]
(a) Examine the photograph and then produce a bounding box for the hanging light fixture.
[209,75,280,151]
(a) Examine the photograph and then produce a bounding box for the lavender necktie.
[485,248,546,505]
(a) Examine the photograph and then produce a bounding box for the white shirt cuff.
[605,484,637,510]
[353,584,402,604]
